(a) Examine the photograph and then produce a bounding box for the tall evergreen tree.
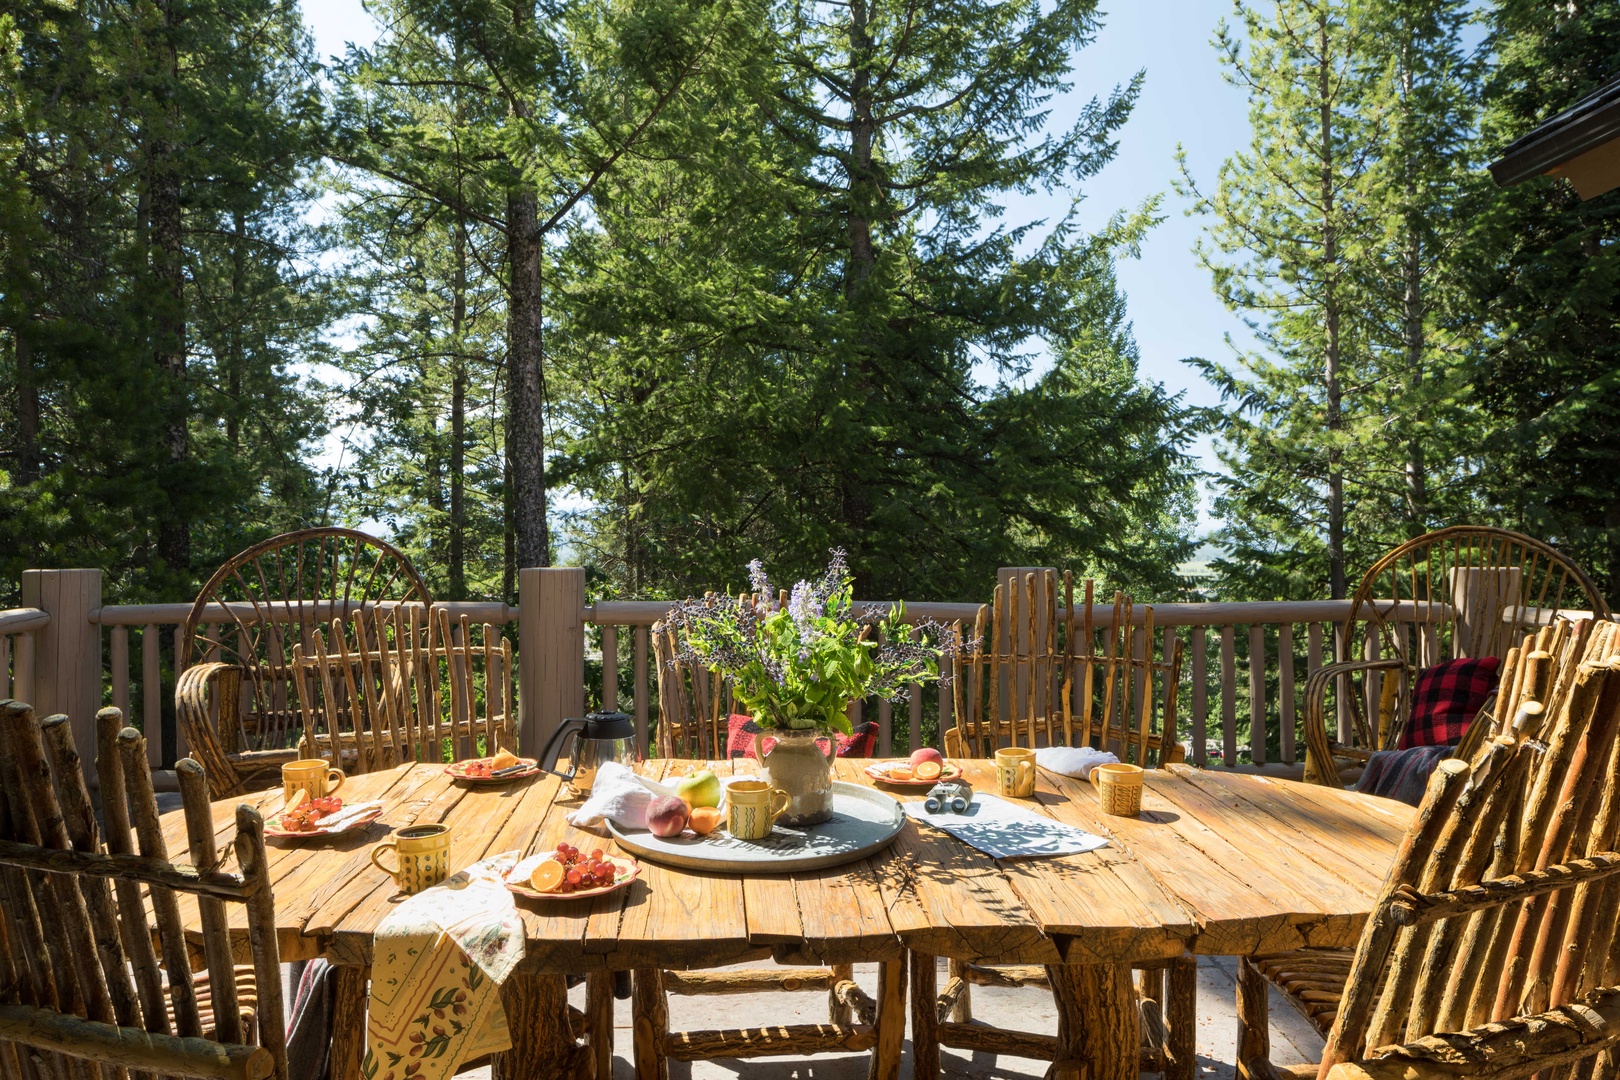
[1466,0,1620,605]
[0,0,329,599]
[553,0,1196,600]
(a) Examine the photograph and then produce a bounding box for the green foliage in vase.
[663,552,962,733]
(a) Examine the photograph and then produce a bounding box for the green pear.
[674,769,722,809]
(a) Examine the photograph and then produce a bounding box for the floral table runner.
[363,852,523,1080]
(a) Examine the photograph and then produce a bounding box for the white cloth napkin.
[1034,745,1118,781]
[903,793,1108,859]
[565,761,742,832]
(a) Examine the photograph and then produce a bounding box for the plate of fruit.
[445,750,541,784]
[505,844,640,900]
[264,795,386,838]
[865,749,960,787]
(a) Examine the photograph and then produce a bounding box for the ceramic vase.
[753,725,835,826]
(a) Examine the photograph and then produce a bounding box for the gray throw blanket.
[1355,743,1456,806]
[286,958,337,1080]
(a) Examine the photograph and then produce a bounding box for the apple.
[646,795,690,838]
[675,769,722,809]
[910,748,944,768]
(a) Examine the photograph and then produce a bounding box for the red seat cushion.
[1399,656,1501,749]
[725,714,880,759]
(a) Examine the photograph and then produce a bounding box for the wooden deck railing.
[12,564,1582,780]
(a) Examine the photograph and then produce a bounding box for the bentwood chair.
[292,605,516,771]
[921,570,1194,1080]
[1239,617,1620,1080]
[0,699,287,1079]
[178,527,433,797]
[633,615,889,1080]
[1302,526,1610,787]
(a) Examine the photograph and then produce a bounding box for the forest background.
[1,0,1617,615]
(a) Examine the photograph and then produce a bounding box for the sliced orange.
[913,760,943,780]
[688,806,723,835]
[529,860,566,893]
[887,767,913,781]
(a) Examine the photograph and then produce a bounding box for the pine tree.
[0,0,329,599]
[1465,0,1620,605]
[1181,0,1392,601]
[552,0,1196,600]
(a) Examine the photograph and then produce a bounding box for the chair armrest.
[176,662,246,798]
[1302,659,1408,788]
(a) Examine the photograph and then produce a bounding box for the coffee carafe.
[537,711,639,796]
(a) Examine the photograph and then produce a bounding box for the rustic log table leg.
[493,972,588,1080]
[909,952,940,1080]
[631,968,668,1080]
[867,959,906,1080]
[1046,961,1138,1080]
[1166,954,1198,1080]
[587,971,615,1080]
[330,965,368,1080]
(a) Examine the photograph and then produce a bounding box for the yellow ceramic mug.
[995,747,1037,798]
[370,824,453,894]
[726,780,791,841]
[282,759,345,805]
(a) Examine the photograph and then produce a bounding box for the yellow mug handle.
[370,841,399,878]
[326,768,346,796]
[768,789,791,821]
[1018,761,1034,786]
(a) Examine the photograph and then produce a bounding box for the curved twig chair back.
[1304,527,1609,785]
[293,605,515,772]
[651,619,735,759]
[948,570,1184,767]
[179,527,432,796]
[1242,619,1620,1080]
[0,701,287,1080]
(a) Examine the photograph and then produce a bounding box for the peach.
[646,795,690,837]
[688,806,723,835]
[910,747,943,768]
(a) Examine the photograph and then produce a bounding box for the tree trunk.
[152,0,189,576]
[504,1,550,572]
[845,0,876,296]
[1399,48,1428,534]
[227,209,245,450]
[14,311,39,486]
[1319,12,1346,602]
[450,219,468,599]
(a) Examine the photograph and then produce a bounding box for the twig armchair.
[178,527,432,797]
[1240,617,1620,1080]
[1302,526,1610,787]
[0,699,286,1080]
[920,571,1194,1080]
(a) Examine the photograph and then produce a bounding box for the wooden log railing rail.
[14,563,1614,785]
[0,606,47,707]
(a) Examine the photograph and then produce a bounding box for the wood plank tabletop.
[160,758,1413,972]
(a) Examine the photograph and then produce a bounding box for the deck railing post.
[518,566,585,756]
[21,568,103,788]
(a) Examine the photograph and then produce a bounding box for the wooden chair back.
[0,700,286,1080]
[1336,526,1610,753]
[292,605,516,771]
[1315,618,1620,1078]
[652,619,735,759]
[947,570,1184,766]
[179,527,432,794]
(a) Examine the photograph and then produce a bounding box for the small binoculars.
[923,779,974,815]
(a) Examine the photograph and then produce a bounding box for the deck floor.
[442,955,1326,1079]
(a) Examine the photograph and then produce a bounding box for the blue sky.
[302,0,1255,533]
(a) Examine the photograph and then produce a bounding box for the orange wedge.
[887,768,913,781]
[529,860,566,893]
[913,760,943,780]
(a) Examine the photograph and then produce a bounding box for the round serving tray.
[608,781,904,874]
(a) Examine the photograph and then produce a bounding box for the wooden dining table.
[162,755,1413,1080]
